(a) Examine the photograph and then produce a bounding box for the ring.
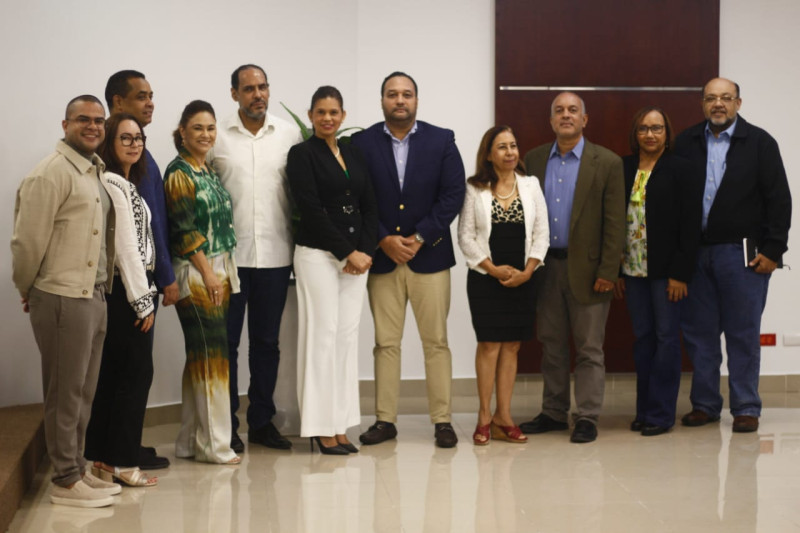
[213,290,219,294]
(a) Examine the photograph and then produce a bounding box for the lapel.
[569,140,596,234]
[517,176,534,238]
[376,127,401,195]
[478,186,492,228]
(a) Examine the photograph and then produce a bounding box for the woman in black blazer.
[287,86,377,455]
[614,107,702,436]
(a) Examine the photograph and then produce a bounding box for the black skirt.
[467,221,535,342]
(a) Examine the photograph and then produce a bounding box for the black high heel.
[338,441,359,453]
[310,437,349,455]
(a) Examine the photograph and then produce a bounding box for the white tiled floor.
[8,402,800,533]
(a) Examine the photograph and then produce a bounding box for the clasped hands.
[379,235,422,265]
[343,250,372,275]
[489,264,530,288]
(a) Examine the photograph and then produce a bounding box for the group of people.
[10,66,790,508]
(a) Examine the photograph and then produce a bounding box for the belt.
[547,248,568,260]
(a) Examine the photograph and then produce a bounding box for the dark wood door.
[495,0,719,372]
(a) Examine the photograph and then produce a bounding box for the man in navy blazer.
[352,72,465,448]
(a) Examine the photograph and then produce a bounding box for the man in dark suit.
[352,72,466,448]
[673,77,791,433]
[519,92,625,443]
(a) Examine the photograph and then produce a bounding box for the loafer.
[50,480,114,508]
[641,424,670,437]
[732,415,759,433]
[138,447,170,470]
[681,409,721,427]
[519,413,568,434]
[249,422,292,450]
[231,432,245,453]
[570,420,597,443]
[630,420,644,432]
[434,423,458,448]
[359,421,398,445]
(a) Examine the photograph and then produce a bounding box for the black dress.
[467,197,535,342]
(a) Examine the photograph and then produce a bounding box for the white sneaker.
[83,470,122,495]
[50,480,114,508]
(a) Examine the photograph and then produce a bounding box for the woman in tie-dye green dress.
[164,100,241,464]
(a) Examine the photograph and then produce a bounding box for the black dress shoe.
[311,437,349,455]
[630,420,644,432]
[138,446,170,470]
[519,413,569,434]
[570,420,597,443]
[359,421,397,445]
[641,424,670,437]
[231,432,245,453]
[434,423,458,448]
[249,422,292,450]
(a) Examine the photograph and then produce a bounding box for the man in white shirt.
[212,64,302,452]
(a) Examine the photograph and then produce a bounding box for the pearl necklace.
[494,177,517,200]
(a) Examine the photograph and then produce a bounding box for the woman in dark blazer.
[287,86,378,455]
[614,106,702,436]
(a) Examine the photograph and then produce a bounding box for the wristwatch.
[414,232,425,244]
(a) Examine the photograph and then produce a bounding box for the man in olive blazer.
[519,92,625,443]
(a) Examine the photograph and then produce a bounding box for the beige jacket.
[12,141,116,299]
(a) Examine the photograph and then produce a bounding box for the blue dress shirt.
[383,122,418,190]
[544,136,585,248]
[703,119,737,230]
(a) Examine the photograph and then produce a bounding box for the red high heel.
[490,421,527,443]
[473,423,491,446]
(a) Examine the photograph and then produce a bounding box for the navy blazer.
[351,121,466,274]
[673,115,791,262]
[287,136,377,260]
[622,153,703,282]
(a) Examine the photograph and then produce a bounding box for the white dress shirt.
[211,111,302,268]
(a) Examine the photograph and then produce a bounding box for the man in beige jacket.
[11,95,121,508]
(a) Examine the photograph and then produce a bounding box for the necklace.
[494,177,517,200]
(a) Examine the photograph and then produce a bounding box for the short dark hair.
[231,64,267,90]
[628,106,674,154]
[65,95,104,119]
[99,113,147,186]
[172,100,216,151]
[105,70,146,109]
[309,86,344,111]
[467,125,525,189]
[381,71,418,97]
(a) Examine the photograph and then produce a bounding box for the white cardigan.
[457,174,550,275]
[105,172,156,318]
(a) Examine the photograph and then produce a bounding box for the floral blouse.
[164,149,236,262]
[621,169,651,277]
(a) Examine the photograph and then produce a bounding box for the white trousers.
[294,246,366,437]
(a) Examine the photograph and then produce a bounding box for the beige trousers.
[367,265,452,424]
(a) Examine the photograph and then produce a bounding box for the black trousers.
[85,276,154,467]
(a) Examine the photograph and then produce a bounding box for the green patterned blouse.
[621,169,651,277]
[164,149,236,261]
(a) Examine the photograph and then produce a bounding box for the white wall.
[1,0,797,408]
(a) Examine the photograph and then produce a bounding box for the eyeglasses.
[67,116,106,127]
[119,134,146,147]
[636,125,665,135]
[703,94,738,104]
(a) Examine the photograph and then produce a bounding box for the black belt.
[547,248,568,260]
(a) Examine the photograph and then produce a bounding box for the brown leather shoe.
[680,409,721,427]
[732,415,759,433]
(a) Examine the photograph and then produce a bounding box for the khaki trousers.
[367,265,452,424]
[29,286,107,487]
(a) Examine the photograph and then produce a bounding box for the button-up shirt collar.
[383,121,418,190]
[702,118,737,229]
[544,136,584,248]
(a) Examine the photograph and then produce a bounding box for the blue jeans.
[624,276,682,428]
[227,266,291,433]
[681,244,770,417]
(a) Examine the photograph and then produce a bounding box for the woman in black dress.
[458,125,549,445]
